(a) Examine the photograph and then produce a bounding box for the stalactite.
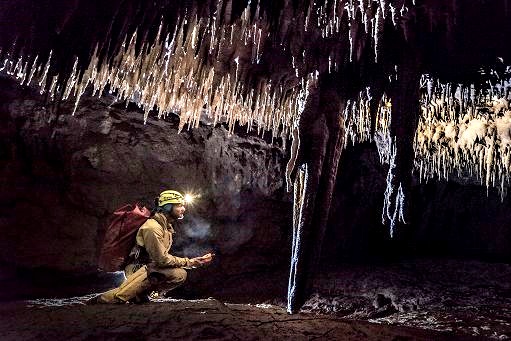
[286,125,300,192]
[287,163,307,314]
[0,0,420,144]
[38,51,53,95]
[285,73,328,312]
[377,45,422,236]
[286,67,359,313]
[0,2,294,139]
[382,138,407,237]
[414,74,511,198]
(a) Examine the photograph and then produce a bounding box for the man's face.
[171,203,186,220]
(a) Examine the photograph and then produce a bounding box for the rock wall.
[0,78,292,288]
[324,142,511,262]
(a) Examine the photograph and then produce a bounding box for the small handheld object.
[200,252,215,261]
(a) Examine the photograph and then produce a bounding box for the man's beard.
[170,211,184,220]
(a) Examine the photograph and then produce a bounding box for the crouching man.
[94,189,213,304]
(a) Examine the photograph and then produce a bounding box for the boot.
[114,265,152,302]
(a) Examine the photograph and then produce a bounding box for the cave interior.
[1,0,511,339]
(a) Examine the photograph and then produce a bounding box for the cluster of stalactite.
[414,75,511,199]
[344,91,391,148]
[341,70,511,200]
[1,11,301,141]
[0,0,420,142]
[310,0,413,62]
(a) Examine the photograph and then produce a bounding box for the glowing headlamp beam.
[184,193,194,204]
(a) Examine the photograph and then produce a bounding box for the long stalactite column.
[382,40,422,238]
[287,82,327,313]
[287,75,349,313]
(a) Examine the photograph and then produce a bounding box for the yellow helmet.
[158,190,185,206]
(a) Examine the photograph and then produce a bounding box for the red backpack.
[98,203,151,272]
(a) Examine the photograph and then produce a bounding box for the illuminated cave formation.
[1,0,511,315]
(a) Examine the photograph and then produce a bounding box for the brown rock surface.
[0,77,291,279]
[306,259,511,339]
[0,297,475,340]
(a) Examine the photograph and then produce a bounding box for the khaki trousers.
[99,264,188,303]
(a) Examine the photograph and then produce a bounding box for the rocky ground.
[301,259,511,340]
[1,258,510,340]
[1,296,477,340]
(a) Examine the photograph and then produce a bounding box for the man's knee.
[148,268,187,285]
[124,264,145,278]
[148,272,166,286]
[172,268,187,284]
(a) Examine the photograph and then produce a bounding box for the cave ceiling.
[1,0,511,313]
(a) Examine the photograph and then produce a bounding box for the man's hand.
[189,253,215,267]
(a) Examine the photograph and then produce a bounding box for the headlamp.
[184,193,194,204]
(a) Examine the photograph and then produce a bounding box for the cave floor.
[303,258,511,340]
[1,296,476,340]
[1,258,510,340]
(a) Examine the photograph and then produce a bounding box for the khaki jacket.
[135,212,191,268]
